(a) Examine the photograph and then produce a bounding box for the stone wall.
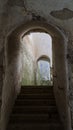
[0,0,73,130]
[21,35,35,85]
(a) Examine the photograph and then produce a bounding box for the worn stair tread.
[18,93,54,97]
[7,86,63,130]
[13,105,57,109]
[20,89,54,93]
[12,106,58,114]
[17,94,55,99]
[21,85,53,89]
[10,113,59,118]
[8,123,63,130]
[20,86,53,93]
[15,99,56,106]
[9,114,60,124]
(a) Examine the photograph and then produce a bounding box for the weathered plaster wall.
[0,0,73,130]
[22,35,35,85]
[1,34,23,130]
[22,33,52,86]
[31,33,52,63]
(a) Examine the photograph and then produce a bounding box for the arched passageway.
[21,31,53,86]
[1,21,71,130]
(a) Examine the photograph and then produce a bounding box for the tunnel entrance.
[21,31,53,86]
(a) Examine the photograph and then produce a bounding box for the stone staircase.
[7,86,64,130]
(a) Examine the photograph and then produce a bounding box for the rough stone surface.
[7,0,24,7]
[50,8,73,20]
[0,0,73,130]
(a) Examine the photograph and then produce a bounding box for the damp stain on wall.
[50,8,73,20]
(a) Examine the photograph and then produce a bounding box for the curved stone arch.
[1,20,71,130]
[6,20,66,65]
[37,55,50,63]
[36,55,51,86]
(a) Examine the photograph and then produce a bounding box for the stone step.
[19,92,54,96]
[15,99,56,106]
[8,123,63,130]
[9,113,60,124]
[21,86,53,94]
[7,86,63,130]
[12,106,58,114]
[17,93,54,99]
